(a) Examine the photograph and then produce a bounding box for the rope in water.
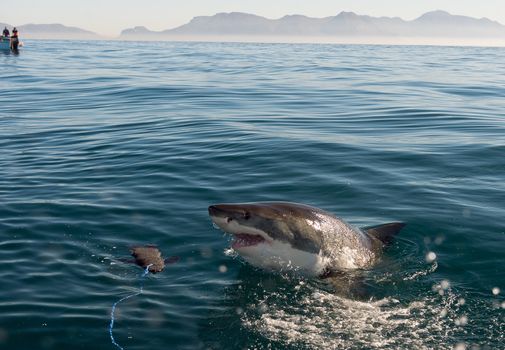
[109,264,153,350]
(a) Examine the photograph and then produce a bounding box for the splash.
[241,281,468,350]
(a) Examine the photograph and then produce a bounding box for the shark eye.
[243,212,251,220]
[226,217,233,223]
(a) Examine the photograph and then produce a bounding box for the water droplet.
[454,342,466,350]
[492,287,500,295]
[455,315,468,326]
[501,301,505,309]
[440,308,447,317]
[426,251,437,263]
[441,280,450,290]
[219,265,227,273]
[458,298,466,306]
[224,248,236,257]
[236,307,243,315]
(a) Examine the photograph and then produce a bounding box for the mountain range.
[0,23,100,39]
[120,11,505,40]
[2,10,505,44]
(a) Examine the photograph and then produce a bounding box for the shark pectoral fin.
[363,222,406,246]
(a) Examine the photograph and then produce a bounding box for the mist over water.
[0,40,504,349]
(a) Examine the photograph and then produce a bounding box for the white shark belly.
[235,240,327,277]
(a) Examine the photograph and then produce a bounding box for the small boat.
[0,35,19,51]
[0,36,10,49]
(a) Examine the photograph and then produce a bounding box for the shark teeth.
[232,234,265,249]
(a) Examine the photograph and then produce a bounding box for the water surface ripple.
[0,40,504,349]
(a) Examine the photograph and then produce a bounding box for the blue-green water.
[0,40,504,350]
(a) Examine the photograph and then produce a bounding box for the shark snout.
[209,204,235,216]
[208,205,221,217]
[209,204,238,227]
[208,205,232,225]
[208,204,244,218]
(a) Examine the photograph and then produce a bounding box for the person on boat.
[2,27,9,37]
[10,27,19,50]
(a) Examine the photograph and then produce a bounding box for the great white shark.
[208,202,405,278]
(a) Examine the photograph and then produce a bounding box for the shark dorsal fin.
[363,222,406,246]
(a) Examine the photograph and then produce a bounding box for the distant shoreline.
[19,36,505,48]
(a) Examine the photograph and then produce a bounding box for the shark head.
[208,202,328,276]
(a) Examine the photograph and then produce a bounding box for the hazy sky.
[3,0,505,36]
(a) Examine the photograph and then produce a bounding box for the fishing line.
[109,263,153,350]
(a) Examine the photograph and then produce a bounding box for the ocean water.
[0,40,504,350]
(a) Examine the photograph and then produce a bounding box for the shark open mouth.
[232,234,265,249]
